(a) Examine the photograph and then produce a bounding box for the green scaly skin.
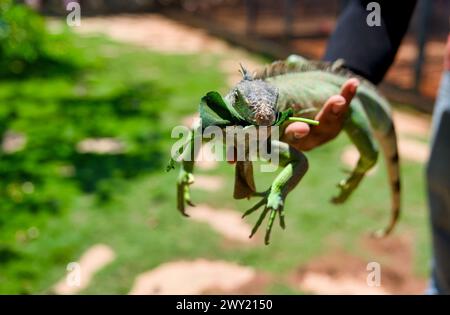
[169,55,401,245]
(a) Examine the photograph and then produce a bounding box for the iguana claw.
[166,158,176,172]
[243,189,285,245]
[331,178,353,204]
[177,170,195,216]
[331,180,348,204]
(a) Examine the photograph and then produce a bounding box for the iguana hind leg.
[243,140,309,244]
[332,104,378,204]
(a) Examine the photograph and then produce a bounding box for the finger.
[282,122,310,143]
[315,94,347,123]
[314,78,359,124]
[340,78,359,104]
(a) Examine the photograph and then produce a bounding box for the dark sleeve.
[323,0,417,84]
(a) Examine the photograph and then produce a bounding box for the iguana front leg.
[243,140,309,244]
[178,163,195,216]
[175,125,205,216]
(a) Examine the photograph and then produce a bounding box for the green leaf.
[273,108,319,126]
[273,108,294,126]
[199,91,248,128]
[204,91,235,122]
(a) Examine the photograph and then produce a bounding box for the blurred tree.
[0,0,83,78]
[0,0,48,76]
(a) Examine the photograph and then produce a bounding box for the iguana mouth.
[254,111,276,126]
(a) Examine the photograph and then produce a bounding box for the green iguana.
[167,55,400,245]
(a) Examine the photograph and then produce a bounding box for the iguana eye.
[235,89,249,105]
[233,91,240,103]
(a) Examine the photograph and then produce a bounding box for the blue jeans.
[427,71,450,294]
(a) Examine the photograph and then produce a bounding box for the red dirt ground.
[291,234,427,294]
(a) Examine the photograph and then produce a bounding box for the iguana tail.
[357,87,401,237]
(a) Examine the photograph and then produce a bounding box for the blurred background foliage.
[0,1,229,294]
[0,0,83,78]
[0,1,166,282]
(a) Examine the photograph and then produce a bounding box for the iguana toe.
[243,189,285,244]
[331,180,351,204]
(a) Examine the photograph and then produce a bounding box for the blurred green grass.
[0,31,431,294]
[0,33,226,293]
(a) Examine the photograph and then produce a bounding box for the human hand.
[281,78,359,151]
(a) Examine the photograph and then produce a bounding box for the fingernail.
[332,99,346,114]
[351,80,360,93]
[293,132,303,139]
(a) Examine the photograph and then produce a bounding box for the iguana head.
[231,64,279,126]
